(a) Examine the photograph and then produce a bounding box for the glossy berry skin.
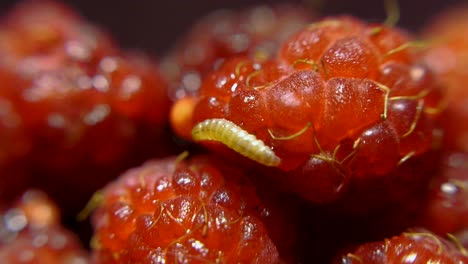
[91,155,279,263]
[161,4,313,101]
[0,0,116,64]
[0,227,89,264]
[0,1,174,212]
[422,6,468,153]
[421,152,468,235]
[172,16,444,203]
[0,190,89,264]
[337,229,468,264]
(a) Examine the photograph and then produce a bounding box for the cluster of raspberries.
[0,1,466,263]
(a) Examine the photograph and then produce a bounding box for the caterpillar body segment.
[192,119,281,167]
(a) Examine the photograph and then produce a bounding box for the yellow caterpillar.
[192,118,281,167]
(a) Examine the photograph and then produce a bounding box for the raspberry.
[420,7,468,245]
[420,152,467,235]
[171,16,444,203]
[0,0,116,64]
[0,1,174,213]
[91,155,279,263]
[337,229,468,264]
[161,4,314,101]
[0,190,89,264]
[422,6,468,153]
[0,227,90,264]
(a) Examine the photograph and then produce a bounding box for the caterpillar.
[191,118,281,167]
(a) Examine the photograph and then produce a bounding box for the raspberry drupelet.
[337,229,468,264]
[0,1,174,212]
[91,155,279,263]
[0,190,90,264]
[171,16,444,203]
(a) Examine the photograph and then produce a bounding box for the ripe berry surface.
[0,1,174,212]
[91,155,279,263]
[337,229,468,264]
[161,4,313,101]
[420,152,468,236]
[172,16,444,203]
[422,6,468,153]
[0,190,89,264]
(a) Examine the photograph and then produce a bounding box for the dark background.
[0,0,465,58]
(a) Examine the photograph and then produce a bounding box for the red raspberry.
[422,6,468,153]
[293,157,437,262]
[162,4,314,101]
[0,0,116,64]
[337,229,468,264]
[0,190,89,264]
[171,16,444,203]
[0,1,174,213]
[420,152,467,235]
[0,227,90,264]
[331,150,439,217]
[91,155,279,263]
[420,7,468,244]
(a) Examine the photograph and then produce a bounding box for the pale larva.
[191,118,281,167]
